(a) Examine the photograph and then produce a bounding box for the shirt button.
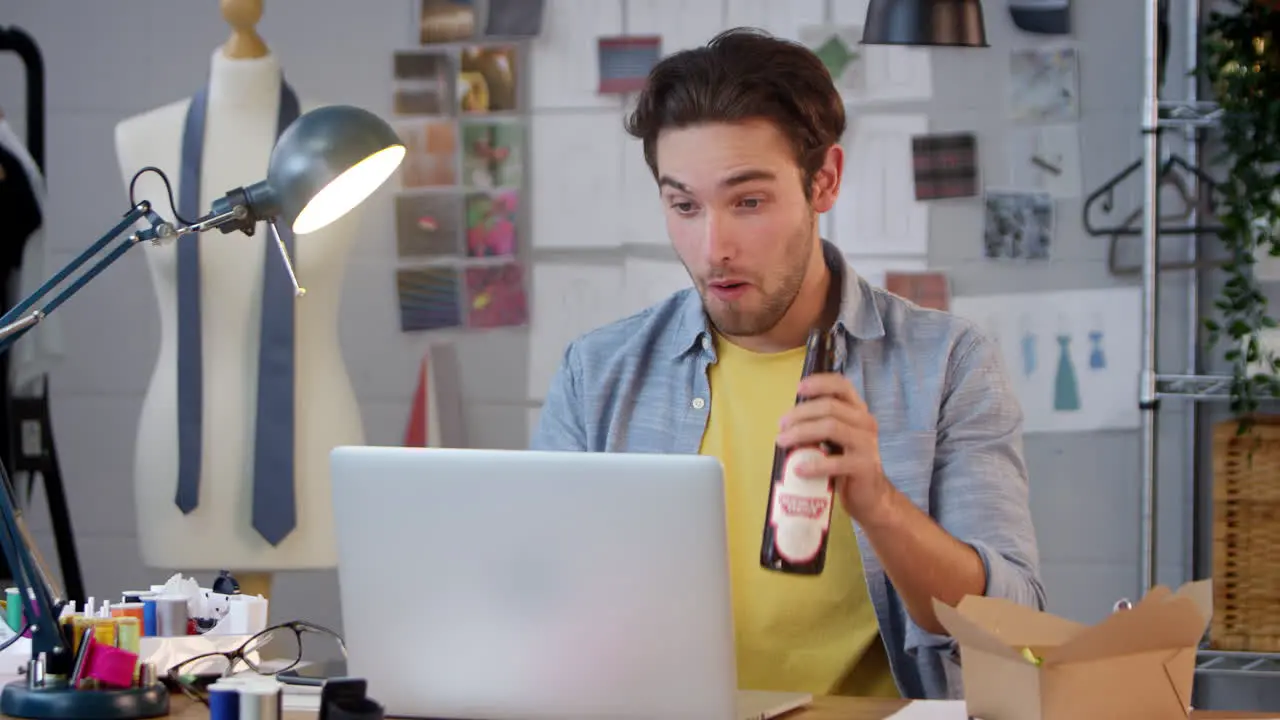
[691,397,706,409]
[701,336,712,350]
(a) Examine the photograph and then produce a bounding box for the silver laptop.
[330,446,811,720]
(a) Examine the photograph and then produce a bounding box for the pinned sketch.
[884,271,951,311]
[950,287,1141,433]
[799,25,863,90]
[464,263,529,329]
[484,0,545,37]
[395,193,463,258]
[465,191,518,258]
[461,120,523,188]
[598,36,661,94]
[459,45,519,113]
[419,0,476,44]
[530,114,624,249]
[397,267,463,332]
[983,189,1053,260]
[1008,47,1080,122]
[911,133,978,201]
[395,119,458,188]
[393,52,455,116]
[830,114,930,258]
[1009,124,1083,199]
[527,262,626,400]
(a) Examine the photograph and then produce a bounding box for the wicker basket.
[1211,415,1280,652]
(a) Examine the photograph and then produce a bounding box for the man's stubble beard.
[698,213,816,338]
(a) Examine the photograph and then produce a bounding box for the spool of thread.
[5,587,20,631]
[209,679,242,720]
[115,617,140,655]
[111,602,145,626]
[238,681,281,720]
[91,617,117,647]
[153,596,187,636]
[141,598,157,636]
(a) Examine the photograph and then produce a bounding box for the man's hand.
[775,372,899,525]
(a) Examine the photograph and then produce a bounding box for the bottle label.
[769,446,834,564]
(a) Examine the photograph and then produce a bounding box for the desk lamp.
[0,104,405,720]
[862,0,989,47]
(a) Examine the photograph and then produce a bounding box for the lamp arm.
[0,194,243,676]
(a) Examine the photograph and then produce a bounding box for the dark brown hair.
[623,27,846,198]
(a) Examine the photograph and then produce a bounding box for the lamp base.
[0,680,169,719]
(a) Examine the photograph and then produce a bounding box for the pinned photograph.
[464,263,529,329]
[397,267,464,332]
[465,191,519,258]
[394,119,459,188]
[598,36,661,95]
[395,193,464,259]
[461,120,523,189]
[1008,47,1080,123]
[459,45,519,114]
[983,189,1054,260]
[393,52,454,116]
[911,133,979,201]
[484,0,545,38]
[799,25,863,91]
[1008,124,1083,199]
[885,271,952,311]
[419,0,476,44]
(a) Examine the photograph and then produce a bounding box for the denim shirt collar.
[668,239,887,361]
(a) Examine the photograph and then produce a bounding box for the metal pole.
[1139,0,1163,598]
[1183,0,1202,586]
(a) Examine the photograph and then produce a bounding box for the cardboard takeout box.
[932,580,1212,720]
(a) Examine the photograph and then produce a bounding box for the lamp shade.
[267,105,406,234]
[862,0,989,47]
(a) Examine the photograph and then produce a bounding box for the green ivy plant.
[1200,1,1280,434]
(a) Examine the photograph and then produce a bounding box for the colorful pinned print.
[395,193,464,259]
[464,264,529,329]
[459,45,519,113]
[598,36,661,95]
[419,0,476,44]
[465,191,518,258]
[461,121,523,189]
[395,119,459,188]
[397,267,463,332]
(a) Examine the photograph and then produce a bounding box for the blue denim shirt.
[530,241,1046,700]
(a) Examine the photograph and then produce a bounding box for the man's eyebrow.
[722,169,776,187]
[658,169,777,194]
[658,175,692,194]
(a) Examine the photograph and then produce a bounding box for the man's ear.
[810,144,844,214]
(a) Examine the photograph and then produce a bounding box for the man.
[530,28,1044,701]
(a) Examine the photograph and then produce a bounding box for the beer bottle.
[760,327,840,575]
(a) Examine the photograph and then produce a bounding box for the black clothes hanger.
[0,25,83,606]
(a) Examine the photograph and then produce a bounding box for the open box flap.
[1040,595,1208,665]
[1163,646,1197,716]
[949,595,1085,647]
[1171,580,1212,625]
[932,598,1025,662]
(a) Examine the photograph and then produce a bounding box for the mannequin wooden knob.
[220,0,269,59]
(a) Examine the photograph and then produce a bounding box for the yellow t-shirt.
[698,334,899,698]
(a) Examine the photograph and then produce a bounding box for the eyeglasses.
[166,620,346,705]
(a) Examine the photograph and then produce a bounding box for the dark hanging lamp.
[862,0,989,47]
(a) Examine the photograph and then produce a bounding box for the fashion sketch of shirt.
[0,119,64,397]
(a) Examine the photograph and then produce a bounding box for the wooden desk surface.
[153,694,1276,719]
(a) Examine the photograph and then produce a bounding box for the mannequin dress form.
[113,0,366,599]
